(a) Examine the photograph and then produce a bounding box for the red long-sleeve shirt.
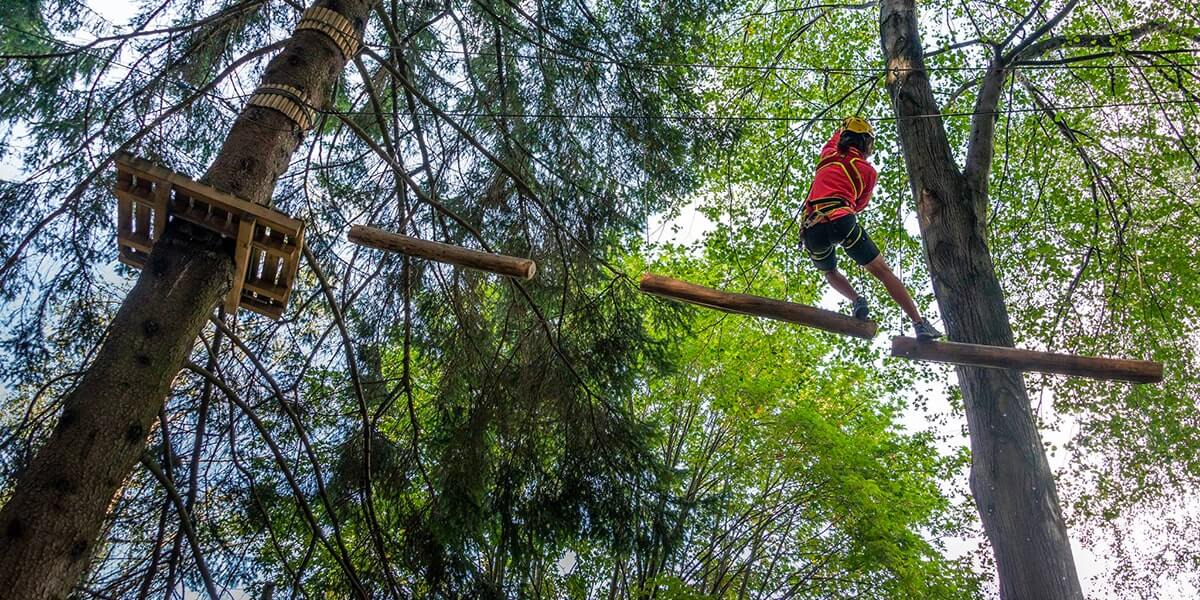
[805,130,877,220]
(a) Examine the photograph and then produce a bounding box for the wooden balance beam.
[348,224,537,280]
[639,273,878,339]
[891,336,1163,384]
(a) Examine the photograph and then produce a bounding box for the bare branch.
[140,455,220,600]
[1008,19,1195,64]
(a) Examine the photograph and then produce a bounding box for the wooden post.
[638,273,878,339]
[890,336,1163,384]
[347,224,537,280]
[225,217,256,314]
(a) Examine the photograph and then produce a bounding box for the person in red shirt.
[802,117,942,340]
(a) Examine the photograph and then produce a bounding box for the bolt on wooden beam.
[638,273,878,339]
[348,224,537,280]
[890,336,1163,384]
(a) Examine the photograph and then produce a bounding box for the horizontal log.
[890,336,1163,384]
[348,224,536,280]
[639,273,877,339]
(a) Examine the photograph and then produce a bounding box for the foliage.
[692,1,1200,597]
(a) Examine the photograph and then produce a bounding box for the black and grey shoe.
[913,318,943,340]
[851,297,870,320]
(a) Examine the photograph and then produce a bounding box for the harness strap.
[802,198,853,230]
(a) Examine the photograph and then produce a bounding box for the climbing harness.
[802,197,854,229]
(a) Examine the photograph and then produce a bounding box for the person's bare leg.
[862,256,922,322]
[824,268,859,301]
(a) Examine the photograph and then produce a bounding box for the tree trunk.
[879,2,1083,598]
[0,2,374,598]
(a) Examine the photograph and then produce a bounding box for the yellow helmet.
[842,116,875,137]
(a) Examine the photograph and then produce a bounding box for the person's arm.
[821,128,843,155]
[852,159,878,212]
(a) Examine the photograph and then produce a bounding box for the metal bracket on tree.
[113,153,305,319]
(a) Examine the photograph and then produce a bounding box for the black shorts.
[802,215,880,272]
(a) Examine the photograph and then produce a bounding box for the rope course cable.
[2,20,1192,150]
[366,44,1200,73]
[323,98,1198,122]
[4,23,1198,75]
[4,22,1195,144]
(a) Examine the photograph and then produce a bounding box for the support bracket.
[114,153,304,319]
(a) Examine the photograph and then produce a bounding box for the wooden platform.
[891,336,1163,384]
[114,154,304,319]
[638,273,878,339]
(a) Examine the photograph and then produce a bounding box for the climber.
[801,116,942,340]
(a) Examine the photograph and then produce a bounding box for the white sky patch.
[87,0,139,26]
[645,201,716,248]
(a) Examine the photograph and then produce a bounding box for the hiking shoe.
[851,297,870,320]
[913,318,943,341]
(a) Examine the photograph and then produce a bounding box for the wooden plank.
[116,189,133,237]
[225,218,255,314]
[639,273,878,339]
[348,224,537,280]
[239,295,284,319]
[284,222,304,289]
[134,198,151,239]
[116,168,133,192]
[115,154,302,234]
[251,240,291,260]
[243,279,289,302]
[251,227,294,258]
[890,336,1163,384]
[120,233,154,253]
[169,201,238,237]
[118,246,148,266]
[258,230,283,285]
[152,181,170,240]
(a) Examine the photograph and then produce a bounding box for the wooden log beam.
[890,336,1163,384]
[348,224,536,280]
[639,273,878,339]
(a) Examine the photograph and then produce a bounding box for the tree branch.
[1001,0,1080,64]
[1007,19,1194,64]
[963,59,1007,197]
[140,455,220,600]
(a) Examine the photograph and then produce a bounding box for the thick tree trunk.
[879,2,1083,598]
[0,2,374,598]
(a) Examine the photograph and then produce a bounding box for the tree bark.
[879,2,1084,598]
[0,2,374,598]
